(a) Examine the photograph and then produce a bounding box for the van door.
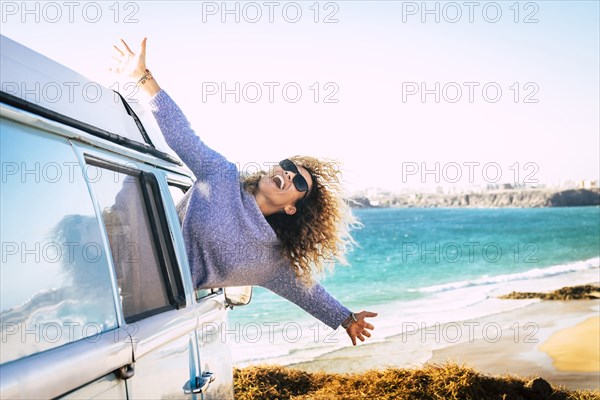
[80,151,201,399]
[167,178,235,400]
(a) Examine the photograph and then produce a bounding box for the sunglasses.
[279,159,311,198]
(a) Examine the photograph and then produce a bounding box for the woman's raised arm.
[110,38,235,182]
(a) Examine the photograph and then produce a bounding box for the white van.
[0,34,247,400]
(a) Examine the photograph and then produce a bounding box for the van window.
[87,160,184,322]
[0,120,118,364]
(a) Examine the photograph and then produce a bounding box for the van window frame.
[85,156,186,322]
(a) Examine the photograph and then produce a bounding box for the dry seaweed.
[499,285,600,300]
[234,363,600,400]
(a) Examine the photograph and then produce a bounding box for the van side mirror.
[224,286,252,308]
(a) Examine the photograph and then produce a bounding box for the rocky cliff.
[351,188,600,208]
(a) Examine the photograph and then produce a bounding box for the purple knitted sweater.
[148,90,350,329]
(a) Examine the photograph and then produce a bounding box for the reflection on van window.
[89,168,172,322]
[0,120,118,364]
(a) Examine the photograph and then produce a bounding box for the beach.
[230,208,600,394]
[429,300,599,391]
[235,292,600,399]
[289,293,600,391]
[233,266,600,392]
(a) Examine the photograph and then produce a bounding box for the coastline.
[350,188,600,208]
[232,259,600,369]
[288,292,600,391]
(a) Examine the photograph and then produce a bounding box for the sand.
[290,299,600,391]
[427,300,600,391]
[539,316,600,373]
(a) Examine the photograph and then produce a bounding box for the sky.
[1,0,599,193]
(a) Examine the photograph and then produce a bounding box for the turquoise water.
[233,207,599,321]
[229,206,600,364]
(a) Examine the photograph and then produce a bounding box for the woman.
[111,38,377,345]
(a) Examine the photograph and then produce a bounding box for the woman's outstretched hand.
[109,37,160,97]
[110,37,147,79]
[345,311,378,346]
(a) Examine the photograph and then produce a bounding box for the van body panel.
[59,374,128,400]
[125,308,198,399]
[195,295,235,400]
[0,327,133,400]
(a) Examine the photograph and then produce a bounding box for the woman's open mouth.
[272,174,285,190]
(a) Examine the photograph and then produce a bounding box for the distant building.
[579,180,598,189]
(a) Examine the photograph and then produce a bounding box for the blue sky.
[2,1,599,192]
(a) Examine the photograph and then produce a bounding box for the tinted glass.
[89,165,171,322]
[0,120,118,363]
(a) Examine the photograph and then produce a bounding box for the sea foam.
[416,257,600,294]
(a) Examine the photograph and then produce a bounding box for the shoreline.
[428,300,600,391]
[232,262,600,368]
[288,298,600,391]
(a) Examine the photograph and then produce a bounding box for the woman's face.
[257,161,314,215]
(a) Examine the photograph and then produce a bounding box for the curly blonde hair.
[243,156,359,287]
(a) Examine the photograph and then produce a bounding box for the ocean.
[228,207,600,367]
